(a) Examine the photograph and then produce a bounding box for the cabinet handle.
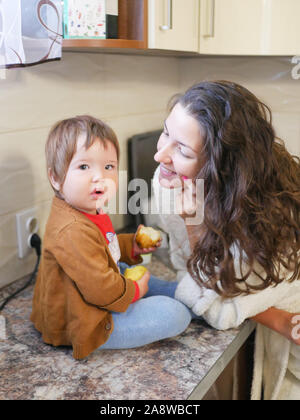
[203,0,215,38]
[160,0,173,31]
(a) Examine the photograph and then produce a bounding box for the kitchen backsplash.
[0,53,299,288]
[180,56,300,158]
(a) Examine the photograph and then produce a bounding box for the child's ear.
[48,168,61,192]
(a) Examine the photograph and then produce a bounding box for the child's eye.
[105,164,115,170]
[79,164,89,170]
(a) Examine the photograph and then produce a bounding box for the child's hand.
[132,225,162,257]
[136,270,150,299]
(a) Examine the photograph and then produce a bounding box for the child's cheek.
[106,176,118,196]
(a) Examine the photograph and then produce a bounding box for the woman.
[153,80,300,400]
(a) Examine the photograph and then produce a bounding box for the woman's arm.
[251,307,300,345]
[200,277,300,331]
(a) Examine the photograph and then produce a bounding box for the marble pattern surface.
[0,256,248,400]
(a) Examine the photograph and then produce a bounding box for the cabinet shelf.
[63,38,146,50]
[63,0,147,51]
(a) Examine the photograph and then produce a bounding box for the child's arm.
[251,307,300,345]
[55,224,136,312]
[117,233,143,265]
[117,227,161,265]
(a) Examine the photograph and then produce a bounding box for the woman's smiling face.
[154,102,204,187]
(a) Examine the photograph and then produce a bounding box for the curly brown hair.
[174,81,300,297]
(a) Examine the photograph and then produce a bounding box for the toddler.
[30,115,191,359]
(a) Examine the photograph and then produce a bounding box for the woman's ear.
[48,168,61,192]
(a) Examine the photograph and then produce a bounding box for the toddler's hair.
[45,115,119,195]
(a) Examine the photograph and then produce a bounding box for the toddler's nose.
[92,170,104,183]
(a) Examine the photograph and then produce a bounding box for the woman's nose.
[154,142,172,164]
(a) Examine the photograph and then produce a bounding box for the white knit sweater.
[152,166,300,400]
[175,271,300,400]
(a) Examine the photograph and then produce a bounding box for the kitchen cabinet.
[63,0,300,56]
[63,0,199,54]
[199,0,300,55]
[63,0,148,50]
[148,0,199,52]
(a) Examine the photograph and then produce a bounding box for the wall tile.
[0,128,52,216]
[102,54,180,118]
[179,56,300,156]
[0,53,106,133]
[0,53,179,134]
[273,112,300,156]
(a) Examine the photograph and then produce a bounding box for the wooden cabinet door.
[148,0,199,52]
[199,0,300,55]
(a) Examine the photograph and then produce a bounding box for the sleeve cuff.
[131,247,140,261]
[131,282,140,303]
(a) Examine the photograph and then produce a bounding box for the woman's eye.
[79,164,89,170]
[177,146,192,159]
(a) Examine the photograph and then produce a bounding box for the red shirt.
[81,212,139,303]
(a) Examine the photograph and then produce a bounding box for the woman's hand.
[175,178,197,219]
[251,308,300,345]
[175,178,204,229]
[132,224,162,257]
[285,312,300,345]
[135,270,150,299]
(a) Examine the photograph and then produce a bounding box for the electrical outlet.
[16,208,39,259]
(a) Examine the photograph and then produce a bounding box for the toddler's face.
[58,135,118,214]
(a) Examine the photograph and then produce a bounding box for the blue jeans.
[99,263,192,349]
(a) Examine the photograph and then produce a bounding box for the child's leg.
[119,262,178,299]
[145,274,178,298]
[145,274,202,321]
[119,262,200,319]
[99,295,191,350]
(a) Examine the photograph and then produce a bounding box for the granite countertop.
[0,254,255,400]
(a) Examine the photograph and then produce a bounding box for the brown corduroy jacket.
[30,197,141,359]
